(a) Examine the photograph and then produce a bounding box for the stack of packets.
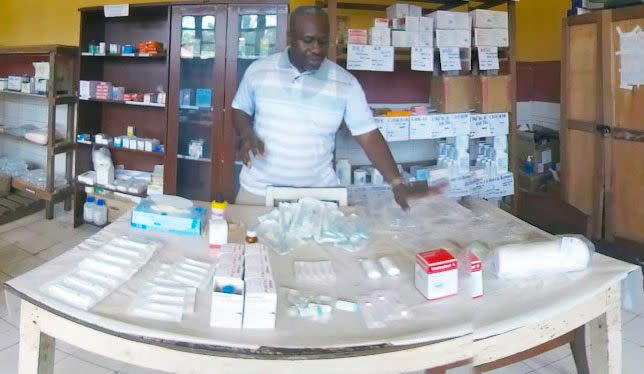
[210,244,277,329]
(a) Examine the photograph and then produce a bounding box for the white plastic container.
[83,196,96,224]
[335,159,352,186]
[93,199,108,226]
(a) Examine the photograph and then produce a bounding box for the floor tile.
[116,364,171,374]
[622,309,638,325]
[523,345,571,370]
[36,243,72,262]
[1,255,45,278]
[0,227,34,245]
[0,245,31,269]
[26,220,76,245]
[487,361,533,374]
[0,318,19,351]
[14,233,59,255]
[0,343,19,374]
[623,315,644,346]
[72,348,127,371]
[54,355,116,374]
[534,355,577,374]
[623,340,643,374]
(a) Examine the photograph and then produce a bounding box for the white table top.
[5,197,637,356]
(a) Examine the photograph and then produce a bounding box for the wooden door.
[561,12,606,240]
[218,3,288,201]
[167,4,228,201]
[604,6,644,248]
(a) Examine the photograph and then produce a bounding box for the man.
[232,6,443,210]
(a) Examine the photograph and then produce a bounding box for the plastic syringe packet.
[41,236,161,311]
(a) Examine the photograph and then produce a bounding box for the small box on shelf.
[470,9,509,29]
[429,11,471,30]
[430,75,474,114]
[473,75,512,113]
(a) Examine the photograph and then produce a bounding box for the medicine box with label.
[430,11,471,30]
[243,277,277,329]
[393,16,420,31]
[392,31,412,48]
[413,32,433,48]
[373,18,389,28]
[419,17,434,32]
[415,248,459,300]
[435,29,471,48]
[369,28,391,46]
[386,3,409,19]
[470,253,483,298]
[375,116,409,141]
[474,28,509,47]
[470,9,508,29]
[211,276,245,328]
[347,29,368,45]
[131,199,206,236]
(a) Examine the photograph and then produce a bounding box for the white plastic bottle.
[83,196,95,224]
[93,199,108,226]
[335,159,352,186]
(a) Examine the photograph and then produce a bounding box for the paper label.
[616,26,644,89]
[347,44,372,70]
[409,115,432,139]
[446,175,471,197]
[470,173,514,198]
[469,113,509,138]
[371,46,394,72]
[541,149,552,164]
[439,47,461,71]
[104,4,129,17]
[478,46,500,70]
[375,116,409,141]
[411,46,434,72]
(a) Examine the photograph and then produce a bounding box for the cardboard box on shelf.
[386,3,409,19]
[368,27,391,46]
[435,29,471,48]
[102,193,136,223]
[473,28,509,47]
[430,75,474,114]
[516,126,561,167]
[473,75,511,113]
[429,10,471,30]
[347,29,368,45]
[470,9,509,29]
[419,16,434,32]
[392,30,413,48]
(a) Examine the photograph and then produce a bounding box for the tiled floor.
[0,206,643,374]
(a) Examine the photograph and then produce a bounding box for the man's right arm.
[232,109,264,167]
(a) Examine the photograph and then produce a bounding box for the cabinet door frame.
[217,3,289,201]
[166,4,229,200]
[561,11,607,240]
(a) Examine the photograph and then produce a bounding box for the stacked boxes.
[471,9,509,47]
[431,11,471,48]
[211,244,245,328]
[243,244,277,329]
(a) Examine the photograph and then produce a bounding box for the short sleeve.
[231,70,255,116]
[343,78,377,136]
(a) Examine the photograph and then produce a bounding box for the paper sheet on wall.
[346,44,372,71]
[411,47,434,71]
[478,47,500,71]
[104,4,129,17]
[616,26,644,90]
[439,47,462,71]
[371,46,394,72]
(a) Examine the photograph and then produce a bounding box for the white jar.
[83,196,96,224]
[93,199,108,226]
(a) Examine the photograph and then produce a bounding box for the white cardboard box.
[474,28,509,47]
[419,16,434,32]
[369,27,391,46]
[210,277,244,328]
[470,253,483,298]
[243,277,277,329]
[392,30,413,47]
[470,9,508,29]
[373,18,389,28]
[415,248,459,300]
[429,11,471,30]
[408,4,422,17]
[435,29,471,48]
[412,32,433,47]
[386,3,409,19]
[375,116,409,141]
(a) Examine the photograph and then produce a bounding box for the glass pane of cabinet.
[174,10,220,201]
[236,11,279,86]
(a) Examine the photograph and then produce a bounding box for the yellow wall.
[0,0,569,62]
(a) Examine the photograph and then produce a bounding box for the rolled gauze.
[491,236,592,279]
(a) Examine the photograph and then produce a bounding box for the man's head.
[288,6,329,72]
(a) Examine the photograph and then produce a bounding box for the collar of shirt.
[278,47,330,82]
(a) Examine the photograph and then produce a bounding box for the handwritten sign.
[371,46,394,72]
[439,47,461,71]
[411,47,434,72]
[347,45,394,72]
[478,46,500,70]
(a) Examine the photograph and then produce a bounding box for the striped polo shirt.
[232,48,377,196]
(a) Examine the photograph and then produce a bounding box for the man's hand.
[240,133,264,168]
[392,182,448,211]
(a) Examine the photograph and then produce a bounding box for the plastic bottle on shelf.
[94,199,108,226]
[83,196,96,224]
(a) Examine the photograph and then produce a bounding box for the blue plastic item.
[86,196,95,203]
[96,199,105,206]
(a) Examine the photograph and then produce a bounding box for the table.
[3,197,638,374]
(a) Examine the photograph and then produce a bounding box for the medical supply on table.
[415,248,459,300]
[93,199,108,226]
[284,289,338,322]
[378,256,400,276]
[83,196,96,224]
[208,218,228,249]
[359,291,413,329]
[42,236,160,310]
[490,236,593,279]
[256,198,369,254]
[335,299,360,312]
[211,244,245,328]
[243,277,277,328]
[361,259,382,279]
[294,261,336,284]
[470,253,483,298]
[245,230,258,244]
[371,168,384,185]
[335,159,352,186]
[131,196,206,235]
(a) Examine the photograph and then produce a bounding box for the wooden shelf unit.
[0,45,78,221]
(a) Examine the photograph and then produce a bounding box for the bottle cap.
[211,200,228,210]
[86,196,95,203]
[96,199,105,206]
[246,230,257,238]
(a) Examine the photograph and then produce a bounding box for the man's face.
[289,14,329,72]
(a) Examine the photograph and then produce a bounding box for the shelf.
[81,52,166,59]
[79,97,166,108]
[77,141,164,157]
[0,90,47,99]
[0,127,74,153]
[11,179,71,202]
[180,105,213,111]
[76,180,147,198]
[177,154,211,163]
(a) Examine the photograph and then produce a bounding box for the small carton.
[429,10,471,30]
[435,29,471,48]
[210,247,245,328]
[473,75,512,113]
[243,277,277,329]
[419,16,434,32]
[392,30,412,47]
[473,28,509,47]
[373,18,390,28]
[412,32,433,48]
[392,16,419,31]
[470,9,508,29]
[80,80,99,98]
[347,29,368,45]
[368,27,391,46]
[408,4,422,17]
[386,3,409,19]
[430,75,474,114]
[415,249,459,300]
[470,253,483,298]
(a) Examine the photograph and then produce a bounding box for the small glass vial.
[245,230,258,244]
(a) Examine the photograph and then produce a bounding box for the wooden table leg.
[589,286,621,374]
[19,300,55,374]
[570,325,590,374]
